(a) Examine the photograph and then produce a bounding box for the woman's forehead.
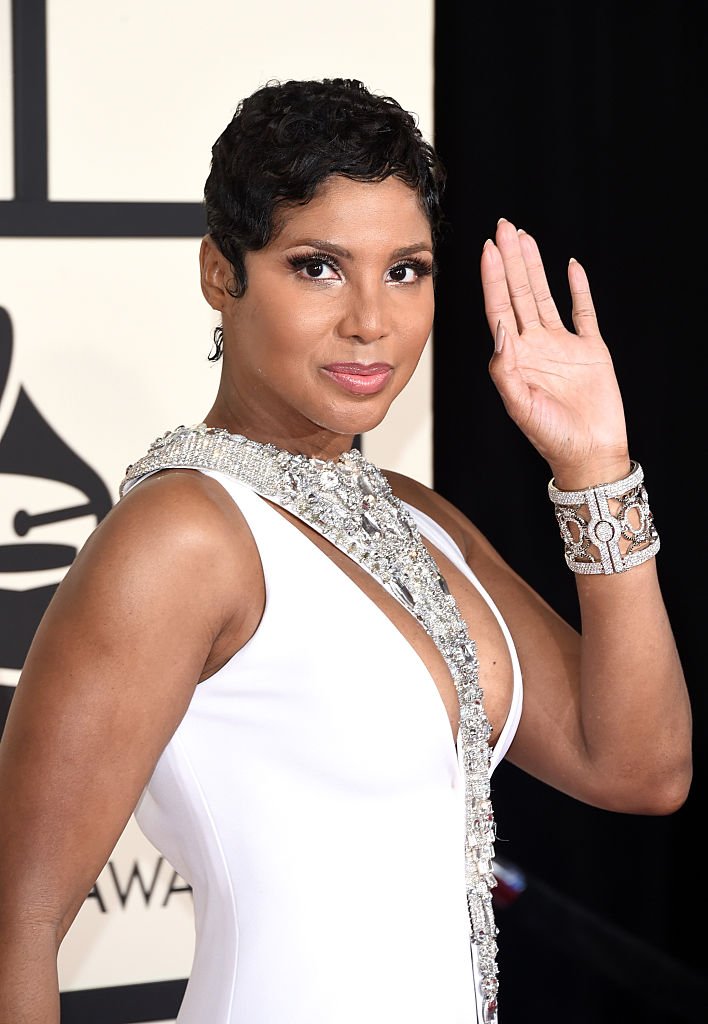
[273,175,433,246]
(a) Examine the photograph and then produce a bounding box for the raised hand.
[481,217,630,489]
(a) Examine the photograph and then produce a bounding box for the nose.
[337,282,391,344]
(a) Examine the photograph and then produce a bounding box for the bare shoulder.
[111,467,251,554]
[383,469,483,563]
[383,468,531,601]
[51,467,260,646]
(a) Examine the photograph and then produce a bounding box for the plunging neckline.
[120,431,504,1020]
[123,456,519,763]
[246,485,522,769]
[121,426,489,760]
[245,488,459,750]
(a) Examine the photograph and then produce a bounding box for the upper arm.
[384,469,587,795]
[457,529,585,790]
[0,470,250,940]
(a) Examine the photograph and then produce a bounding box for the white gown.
[123,468,523,1023]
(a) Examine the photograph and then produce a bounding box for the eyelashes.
[390,256,434,280]
[286,249,434,281]
[286,251,335,276]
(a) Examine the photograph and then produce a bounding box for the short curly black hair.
[203,77,447,360]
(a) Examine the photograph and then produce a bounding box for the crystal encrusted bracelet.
[548,461,660,574]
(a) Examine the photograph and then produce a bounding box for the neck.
[203,398,358,462]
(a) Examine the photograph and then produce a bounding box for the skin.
[202,175,436,454]
[0,175,692,1022]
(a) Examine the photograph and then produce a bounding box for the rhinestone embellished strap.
[121,423,500,1023]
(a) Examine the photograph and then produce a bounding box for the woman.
[0,78,692,1023]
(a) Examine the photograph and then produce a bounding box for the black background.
[434,3,705,1021]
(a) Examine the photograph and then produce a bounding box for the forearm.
[574,559,691,811]
[548,454,691,810]
[0,924,60,1023]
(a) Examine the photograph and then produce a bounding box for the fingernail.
[569,257,577,264]
[517,228,526,235]
[483,238,494,250]
[495,320,506,353]
[497,217,507,225]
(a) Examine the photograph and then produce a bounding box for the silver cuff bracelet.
[548,461,660,574]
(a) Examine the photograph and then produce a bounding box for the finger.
[568,258,600,337]
[488,324,533,426]
[494,217,539,332]
[517,230,564,330]
[480,238,518,342]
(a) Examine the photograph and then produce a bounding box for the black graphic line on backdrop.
[12,0,47,201]
[1,0,205,237]
[60,980,188,1024]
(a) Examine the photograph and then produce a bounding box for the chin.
[319,403,391,438]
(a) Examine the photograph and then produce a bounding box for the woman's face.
[201,174,435,456]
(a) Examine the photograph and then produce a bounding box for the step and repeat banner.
[0,1,434,1020]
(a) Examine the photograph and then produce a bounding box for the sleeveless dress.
[123,467,523,1023]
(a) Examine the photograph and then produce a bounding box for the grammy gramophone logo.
[0,306,112,732]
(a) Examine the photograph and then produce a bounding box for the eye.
[287,252,340,280]
[387,258,433,284]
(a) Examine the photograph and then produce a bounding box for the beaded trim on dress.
[120,423,500,1023]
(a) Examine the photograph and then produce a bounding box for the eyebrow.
[287,238,433,259]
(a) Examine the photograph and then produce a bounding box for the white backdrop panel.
[45,0,435,484]
[1,0,435,1013]
[58,817,195,991]
[47,0,434,204]
[1,237,220,493]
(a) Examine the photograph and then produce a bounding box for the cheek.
[288,292,341,337]
[239,306,317,363]
[259,288,337,351]
[402,293,435,347]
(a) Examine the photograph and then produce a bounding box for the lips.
[322,362,393,396]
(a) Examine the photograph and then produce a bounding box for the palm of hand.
[482,219,628,480]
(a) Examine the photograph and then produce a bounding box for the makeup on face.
[321,362,394,395]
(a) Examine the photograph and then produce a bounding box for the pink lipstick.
[322,362,393,396]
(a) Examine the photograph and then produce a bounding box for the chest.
[258,505,516,749]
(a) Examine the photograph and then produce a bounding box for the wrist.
[548,453,632,493]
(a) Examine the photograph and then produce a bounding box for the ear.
[199,235,234,311]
